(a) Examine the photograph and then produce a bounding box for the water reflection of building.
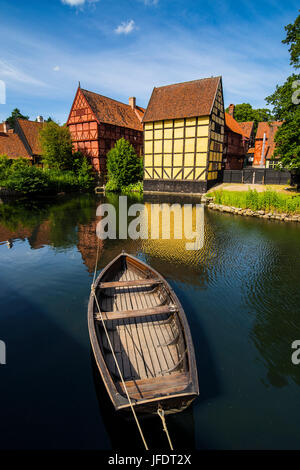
[0,214,104,274]
[28,221,52,249]
[0,226,32,246]
[77,220,103,273]
[140,202,206,267]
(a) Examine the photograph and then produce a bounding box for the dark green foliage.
[0,154,95,195]
[39,121,74,170]
[273,113,300,170]
[0,155,11,180]
[0,159,49,194]
[265,10,300,171]
[6,108,29,129]
[282,11,300,68]
[106,138,143,191]
[266,74,300,121]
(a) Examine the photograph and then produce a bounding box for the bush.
[75,156,95,190]
[0,155,11,182]
[39,121,74,170]
[0,155,95,195]
[121,181,143,195]
[105,179,119,192]
[106,138,143,191]
[46,163,95,193]
[4,162,50,194]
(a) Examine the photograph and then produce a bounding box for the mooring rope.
[91,242,149,450]
[157,405,174,450]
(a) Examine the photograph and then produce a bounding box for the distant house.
[143,76,225,193]
[15,118,44,165]
[67,85,144,175]
[0,118,44,164]
[223,105,250,170]
[239,121,255,147]
[253,121,284,168]
[0,122,31,161]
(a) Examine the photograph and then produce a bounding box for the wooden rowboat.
[88,252,199,415]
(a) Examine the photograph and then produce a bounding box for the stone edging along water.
[201,197,300,223]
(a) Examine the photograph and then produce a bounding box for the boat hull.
[88,253,199,416]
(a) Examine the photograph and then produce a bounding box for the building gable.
[143,77,221,123]
[143,76,225,192]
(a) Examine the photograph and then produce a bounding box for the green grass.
[212,189,300,214]
[105,180,143,195]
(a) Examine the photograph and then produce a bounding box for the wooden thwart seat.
[95,305,176,322]
[118,372,190,400]
[99,278,161,289]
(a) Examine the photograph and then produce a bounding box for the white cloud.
[0,59,46,87]
[61,0,99,7]
[0,13,292,123]
[61,0,85,5]
[53,66,60,72]
[142,0,159,5]
[115,20,135,35]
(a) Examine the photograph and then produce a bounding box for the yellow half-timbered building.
[142,76,225,193]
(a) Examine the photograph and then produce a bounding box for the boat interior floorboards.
[96,258,183,400]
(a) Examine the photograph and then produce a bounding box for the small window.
[215,123,221,134]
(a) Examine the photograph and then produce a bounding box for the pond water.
[0,193,299,450]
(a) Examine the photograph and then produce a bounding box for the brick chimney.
[228,104,235,117]
[129,97,136,109]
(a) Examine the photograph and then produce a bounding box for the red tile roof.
[134,106,145,123]
[256,121,283,139]
[17,119,44,155]
[225,112,249,137]
[0,132,31,159]
[81,89,144,131]
[255,121,284,160]
[142,76,221,122]
[239,121,254,138]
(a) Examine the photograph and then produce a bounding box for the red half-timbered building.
[67,86,144,175]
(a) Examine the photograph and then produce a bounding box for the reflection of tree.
[0,195,104,269]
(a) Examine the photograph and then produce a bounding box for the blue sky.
[0,0,298,123]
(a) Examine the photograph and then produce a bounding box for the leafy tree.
[273,112,300,170]
[265,11,300,172]
[282,11,300,68]
[266,73,300,120]
[106,138,143,190]
[6,108,29,129]
[39,121,74,170]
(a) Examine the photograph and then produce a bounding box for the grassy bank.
[211,189,300,214]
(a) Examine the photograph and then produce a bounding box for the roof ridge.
[154,76,221,90]
[225,112,249,138]
[81,88,137,109]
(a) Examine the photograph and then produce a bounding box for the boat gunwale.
[88,252,199,412]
